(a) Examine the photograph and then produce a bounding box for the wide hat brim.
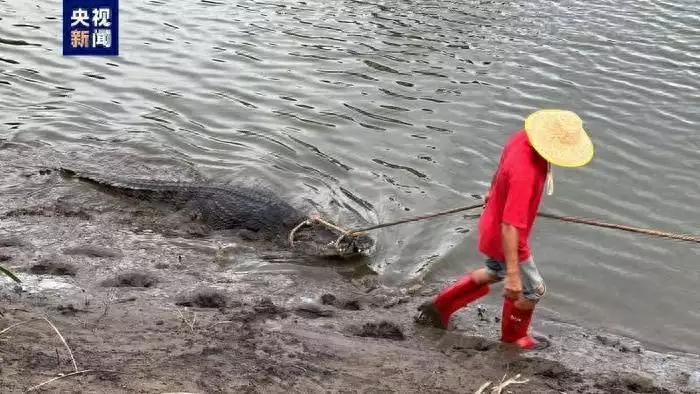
[524,109,594,168]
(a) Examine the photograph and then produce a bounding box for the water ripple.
[1,0,699,354]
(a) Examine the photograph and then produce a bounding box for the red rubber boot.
[417,272,490,328]
[500,296,542,349]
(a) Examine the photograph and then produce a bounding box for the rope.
[288,215,353,248]
[331,202,485,249]
[344,202,485,236]
[536,212,700,244]
[288,203,485,251]
[288,199,700,249]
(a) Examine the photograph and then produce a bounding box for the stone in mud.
[176,288,229,309]
[348,321,405,341]
[101,272,158,288]
[29,261,77,276]
[63,245,122,258]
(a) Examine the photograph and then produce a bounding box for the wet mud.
[1,146,699,393]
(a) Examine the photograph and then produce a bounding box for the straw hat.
[524,109,594,168]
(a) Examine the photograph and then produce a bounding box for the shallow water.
[1,0,698,354]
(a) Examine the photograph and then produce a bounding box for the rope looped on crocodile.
[288,214,360,252]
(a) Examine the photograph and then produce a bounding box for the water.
[1,0,699,354]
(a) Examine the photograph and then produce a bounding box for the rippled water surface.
[1,0,699,353]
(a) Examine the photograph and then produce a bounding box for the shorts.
[484,256,546,301]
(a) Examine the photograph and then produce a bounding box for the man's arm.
[501,168,534,300]
[502,222,522,299]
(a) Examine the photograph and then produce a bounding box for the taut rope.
[536,212,700,243]
[288,203,484,250]
[344,202,485,236]
[288,200,700,250]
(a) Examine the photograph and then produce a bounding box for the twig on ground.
[474,381,492,394]
[0,317,79,373]
[492,373,530,393]
[2,316,114,392]
[25,369,95,392]
[114,296,137,304]
[209,320,235,327]
[41,317,79,373]
[0,318,40,336]
[176,309,197,334]
[474,373,530,394]
[93,300,110,327]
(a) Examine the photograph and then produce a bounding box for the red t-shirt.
[478,129,548,262]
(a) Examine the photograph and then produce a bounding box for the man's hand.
[504,271,522,300]
[483,191,491,211]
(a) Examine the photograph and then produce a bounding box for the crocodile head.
[335,232,376,256]
[288,222,375,259]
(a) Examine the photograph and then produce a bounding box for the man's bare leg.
[471,267,502,285]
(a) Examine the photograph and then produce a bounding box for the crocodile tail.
[56,167,189,203]
[56,167,121,188]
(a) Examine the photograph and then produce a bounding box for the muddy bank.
[1,216,699,393]
[0,148,698,393]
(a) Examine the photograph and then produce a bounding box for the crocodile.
[55,168,375,259]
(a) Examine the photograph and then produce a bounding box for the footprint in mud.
[449,335,499,352]
[596,371,672,394]
[55,304,88,316]
[175,288,230,308]
[223,297,291,323]
[507,357,581,381]
[30,261,77,276]
[347,321,405,341]
[320,293,362,311]
[63,245,122,258]
[595,334,643,354]
[2,203,92,221]
[101,272,158,288]
[295,302,335,318]
[0,237,24,247]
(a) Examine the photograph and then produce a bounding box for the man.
[416,109,595,350]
